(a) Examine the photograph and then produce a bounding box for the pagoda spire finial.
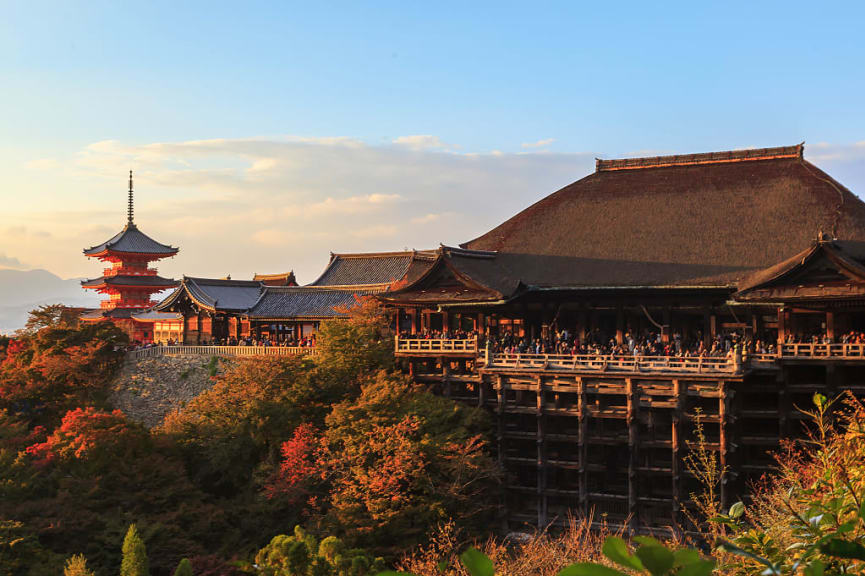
[127,170,134,225]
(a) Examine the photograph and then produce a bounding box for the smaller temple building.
[152,251,436,344]
[81,172,180,342]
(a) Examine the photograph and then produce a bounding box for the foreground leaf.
[460,547,494,576]
[602,537,644,571]
[557,563,628,576]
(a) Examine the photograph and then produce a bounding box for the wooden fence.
[780,342,865,359]
[394,337,478,354]
[486,352,742,374]
[127,345,318,360]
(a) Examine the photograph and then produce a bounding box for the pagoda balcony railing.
[485,352,743,374]
[394,336,478,355]
[779,342,865,359]
[128,345,318,360]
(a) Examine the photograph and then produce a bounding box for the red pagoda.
[81,172,179,342]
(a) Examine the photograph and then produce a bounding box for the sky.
[2,0,865,284]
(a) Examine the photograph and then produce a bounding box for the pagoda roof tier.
[309,250,437,289]
[245,286,379,321]
[462,143,865,289]
[81,275,178,289]
[84,223,179,258]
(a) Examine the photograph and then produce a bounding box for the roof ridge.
[440,244,498,259]
[183,276,261,286]
[596,143,804,172]
[330,251,416,259]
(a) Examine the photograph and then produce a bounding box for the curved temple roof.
[245,286,378,320]
[156,277,264,312]
[309,251,436,288]
[84,224,179,257]
[81,275,178,289]
[462,143,865,289]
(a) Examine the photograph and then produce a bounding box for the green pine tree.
[173,558,193,576]
[120,524,150,576]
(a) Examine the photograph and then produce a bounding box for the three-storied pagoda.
[81,172,179,342]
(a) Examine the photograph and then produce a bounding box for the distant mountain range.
[0,269,101,334]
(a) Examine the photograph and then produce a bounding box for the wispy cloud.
[521,138,555,150]
[392,135,452,151]
[0,254,25,269]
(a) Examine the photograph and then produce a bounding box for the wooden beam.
[627,377,639,530]
[536,375,547,527]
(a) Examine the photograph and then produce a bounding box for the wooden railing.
[395,336,478,354]
[780,343,865,359]
[485,353,743,374]
[128,345,318,360]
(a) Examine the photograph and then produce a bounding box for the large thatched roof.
[462,144,865,289]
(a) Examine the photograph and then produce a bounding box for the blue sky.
[1,1,865,282]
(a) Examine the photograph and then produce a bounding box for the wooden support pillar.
[777,307,786,344]
[778,366,791,441]
[662,308,672,344]
[441,358,451,397]
[826,310,835,342]
[719,380,729,510]
[496,376,505,467]
[577,306,588,344]
[616,304,625,345]
[671,379,684,530]
[826,363,838,398]
[410,309,418,334]
[703,310,712,348]
[442,311,449,334]
[626,378,639,530]
[478,313,486,334]
[577,376,587,515]
[536,375,546,527]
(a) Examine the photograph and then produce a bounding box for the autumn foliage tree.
[264,423,323,506]
[264,371,501,553]
[0,321,127,425]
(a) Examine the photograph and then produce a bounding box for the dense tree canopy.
[0,302,503,574]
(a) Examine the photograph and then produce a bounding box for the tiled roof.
[81,275,178,288]
[309,251,435,287]
[464,143,865,288]
[84,224,178,257]
[80,308,139,320]
[246,287,378,320]
[253,271,298,286]
[132,310,183,322]
[156,277,263,312]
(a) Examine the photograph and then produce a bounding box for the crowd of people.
[399,326,777,360]
[128,334,317,350]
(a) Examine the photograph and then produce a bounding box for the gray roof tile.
[84,224,178,256]
[246,287,377,320]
